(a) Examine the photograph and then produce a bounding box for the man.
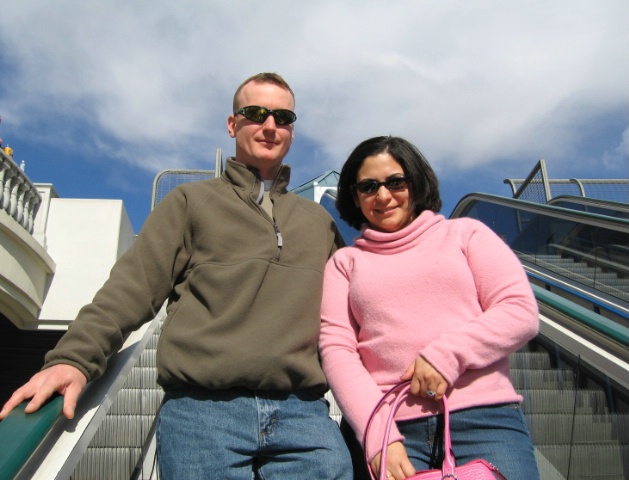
[0,73,352,479]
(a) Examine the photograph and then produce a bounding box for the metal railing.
[151,148,223,210]
[504,159,629,204]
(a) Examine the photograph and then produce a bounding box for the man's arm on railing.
[0,364,87,421]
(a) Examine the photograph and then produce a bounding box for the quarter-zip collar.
[222,157,291,203]
[222,158,290,261]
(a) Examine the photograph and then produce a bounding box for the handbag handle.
[365,381,457,480]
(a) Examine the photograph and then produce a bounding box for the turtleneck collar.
[354,210,444,254]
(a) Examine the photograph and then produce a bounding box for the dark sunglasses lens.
[243,107,269,123]
[356,181,378,194]
[386,178,407,190]
[273,110,296,125]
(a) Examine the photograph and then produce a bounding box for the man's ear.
[227,115,237,138]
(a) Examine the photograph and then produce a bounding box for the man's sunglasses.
[234,106,297,126]
[354,176,410,194]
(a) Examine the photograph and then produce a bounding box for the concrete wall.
[38,199,135,329]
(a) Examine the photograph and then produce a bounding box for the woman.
[320,136,539,480]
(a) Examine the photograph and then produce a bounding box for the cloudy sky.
[1,1,627,232]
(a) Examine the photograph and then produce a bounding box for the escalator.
[321,190,629,479]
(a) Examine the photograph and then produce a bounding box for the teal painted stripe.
[532,283,629,346]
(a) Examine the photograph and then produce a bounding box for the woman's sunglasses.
[234,106,297,126]
[354,176,410,194]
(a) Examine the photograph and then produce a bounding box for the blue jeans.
[157,387,353,479]
[398,403,539,480]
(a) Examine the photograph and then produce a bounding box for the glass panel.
[457,200,629,304]
[550,199,629,220]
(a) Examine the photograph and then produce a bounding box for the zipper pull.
[274,224,283,260]
[274,225,283,248]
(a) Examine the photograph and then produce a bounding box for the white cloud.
[0,0,627,178]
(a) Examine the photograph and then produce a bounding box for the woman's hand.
[401,355,448,400]
[370,441,416,480]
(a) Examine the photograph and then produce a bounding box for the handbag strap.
[364,381,457,480]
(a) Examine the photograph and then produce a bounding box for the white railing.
[0,149,42,234]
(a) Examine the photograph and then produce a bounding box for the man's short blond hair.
[232,73,295,111]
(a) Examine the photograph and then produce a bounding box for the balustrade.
[0,149,41,234]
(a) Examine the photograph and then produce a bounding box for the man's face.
[227,81,295,180]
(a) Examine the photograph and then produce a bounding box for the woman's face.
[354,152,415,232]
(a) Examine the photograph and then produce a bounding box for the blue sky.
[1,1,627,233]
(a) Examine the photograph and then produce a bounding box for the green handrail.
[0,396,63,480]
[531,283,629,347]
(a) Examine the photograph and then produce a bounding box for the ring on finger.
[427,390,436,397]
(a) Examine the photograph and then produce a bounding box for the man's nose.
[262,114,277,130]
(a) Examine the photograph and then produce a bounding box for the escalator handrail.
[451,193,629,232]
[532,283,629,349]
[547,195,629,215]
[525,268,628,320]
[0,397,63,480]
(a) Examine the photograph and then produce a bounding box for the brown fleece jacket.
[44,158,343,394]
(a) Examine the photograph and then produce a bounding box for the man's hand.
[370,441,416,480]
[0,364,87,420]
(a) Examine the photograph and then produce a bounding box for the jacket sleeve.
[43,187,194,380]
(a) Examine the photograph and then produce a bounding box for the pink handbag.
[365,381,507,480]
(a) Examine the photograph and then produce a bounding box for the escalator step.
[88,415,156,447]
[123,366,160,388]
[70,447,143,480]
[525,413,629,444]
[108,388,164,415]
[510,368,576,390]
[137,348,158,368]
[509,352,552,369]
[536,444,627,479]
[146,332,159,349]
[518,389,609,414]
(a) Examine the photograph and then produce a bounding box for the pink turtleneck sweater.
[320,210,539,461]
